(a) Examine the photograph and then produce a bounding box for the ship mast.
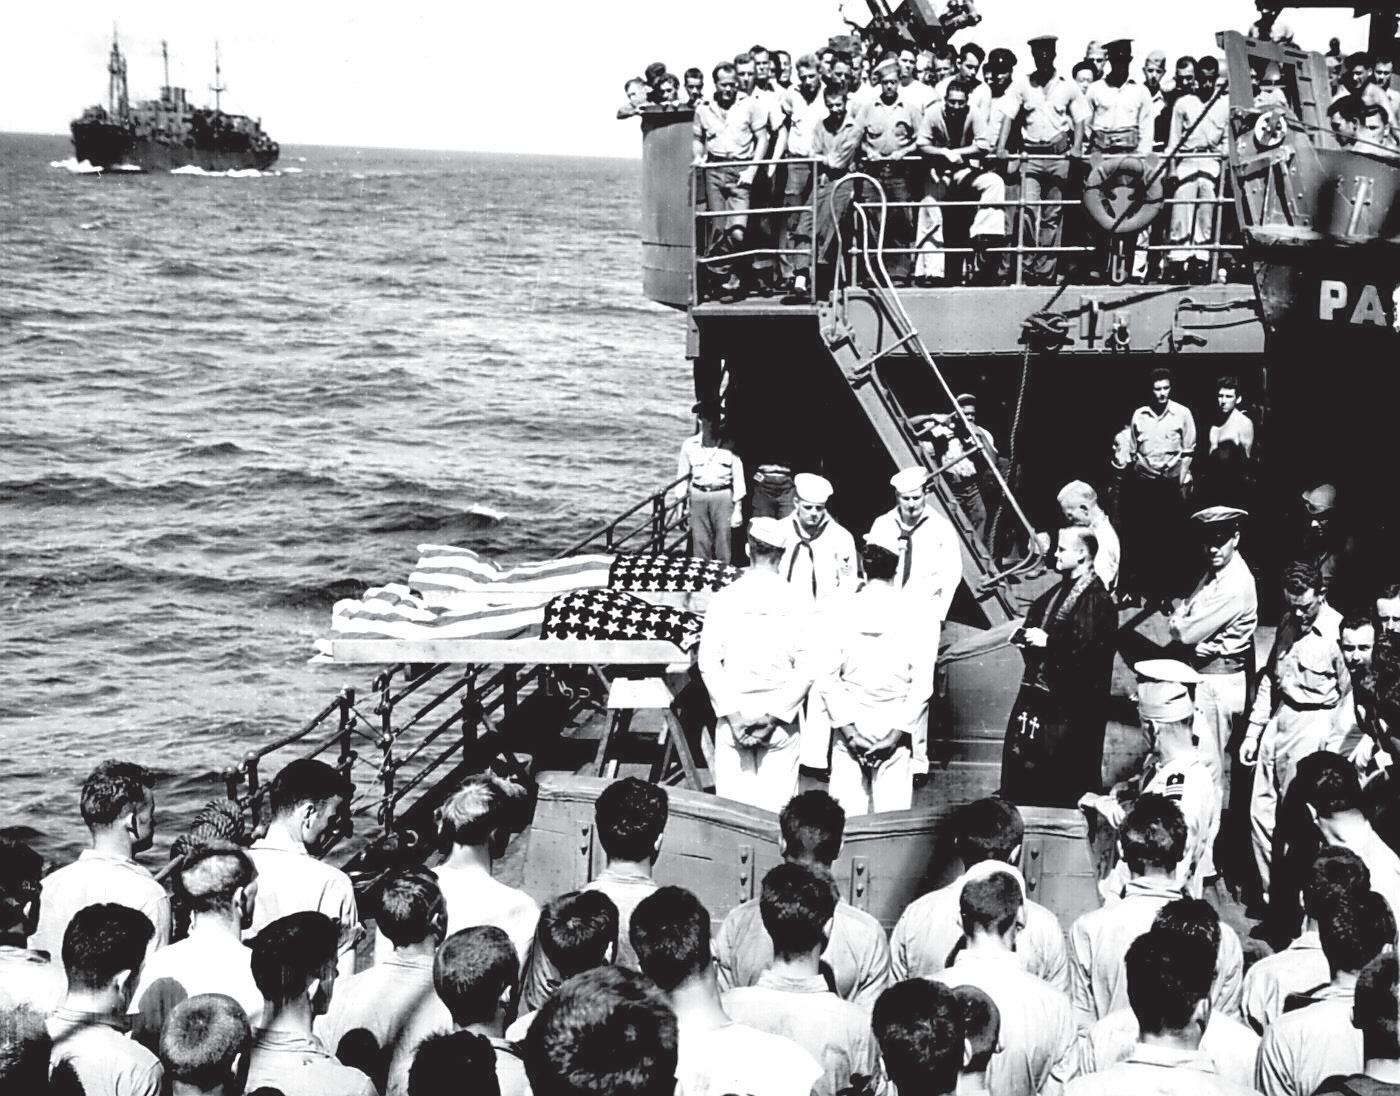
[210,41,226,112]
[161,39,170,90]
[107,26,129,120]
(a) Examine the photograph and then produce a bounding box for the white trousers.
[829,737,914,817]
[713,719,801,813]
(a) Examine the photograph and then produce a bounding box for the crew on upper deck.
[626,7,1399,297]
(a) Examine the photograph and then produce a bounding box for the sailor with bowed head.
[780,473,858,602]
[812,526,932,815]
[865,466,962,775]
[699,516,819,811]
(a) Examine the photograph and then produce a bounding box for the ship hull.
[71,120,279,172]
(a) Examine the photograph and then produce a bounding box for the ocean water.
[0,133,691,866]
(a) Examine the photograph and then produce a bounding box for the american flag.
[410,544,614,607]
[541,588,704,650]
[330,549,737,647]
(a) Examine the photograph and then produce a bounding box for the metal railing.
[693,149,1243,299]
[218,475,694,855]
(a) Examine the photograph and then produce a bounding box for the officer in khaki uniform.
[1080,660,1222,900]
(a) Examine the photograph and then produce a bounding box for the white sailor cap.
[864,525,903,554]
[794,473,834,505]
[1302,484,1337,515]
[748,516,790,550]
[890,467,929,495]
[1134,659,1200,723]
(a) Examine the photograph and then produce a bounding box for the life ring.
[1083,155,1164,235]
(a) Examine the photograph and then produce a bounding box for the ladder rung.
[845,330,923,377]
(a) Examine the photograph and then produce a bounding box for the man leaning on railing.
[693,61,772,301]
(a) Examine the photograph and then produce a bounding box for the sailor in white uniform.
[699,517,820,812]
[865,466,962,773]
[780,473,858,602]
[813,528,932,815]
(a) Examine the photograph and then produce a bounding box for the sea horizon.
[5,129,642,163]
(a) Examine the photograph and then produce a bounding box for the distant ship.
[70,31,279,173]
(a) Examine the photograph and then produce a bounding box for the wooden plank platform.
[329,637,691,669]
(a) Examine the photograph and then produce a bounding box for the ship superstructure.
[70,31,279,172]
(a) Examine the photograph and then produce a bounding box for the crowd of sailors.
[8,749,1400,1095]
[620,22,1400,296]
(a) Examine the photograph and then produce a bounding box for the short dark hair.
[780,790,845,866]
[959,870,1022,936]
[1149,366,1173,385]
[435,926,519,1026]
[749,44,770,60]
[1320,889,1396,975]
[712,62,736,82]
[1304,847,1370,918]
[1354,955,1400,1059]
[953,986,1000,1071]
[524,966,678,1096]
[176,846,257,915]
[759,862,836,959]
[960,43,985,63]
[1152,898,1221,966]
[630,886,711,992]
[0,1006,51,1090]
[376,870,445,949]
[1071,60,1097,81]
[861,541,900,582]
[266,758,351,818]
[1293,750,1361,817]
[871,979,962,1095]
[1216,374,1241,393]
[595,777,668,863]
[62,903,154,992]
[80,760,155,828]
[954,797,1024,866]
[539,890,619,979]
[684,67,703,82]
[1125,928,1213,1034]
[410,1031,500,1096]
[1346,51,1373,69]
[1119,793,1187,873]
[1329,93,1363,123]
[946,78,978,101]
[1281,559,1321,598]
[159,993,252,1090]
[1341,612,1375,637]
[250,911,338,1004]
